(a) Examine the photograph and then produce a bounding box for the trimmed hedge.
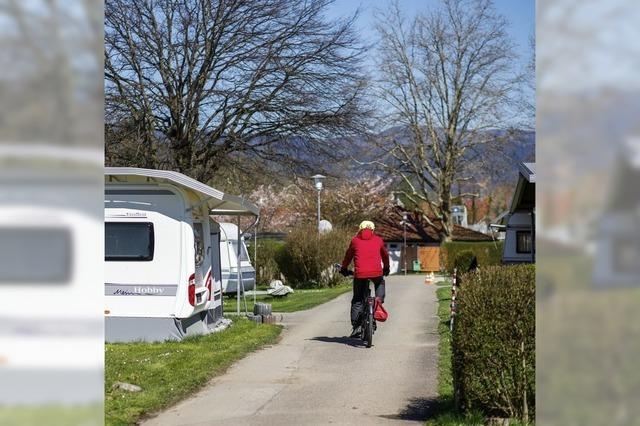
[277,225,353,288]
[452,265,535,422]
[247,239,286,285]
[454,250,477,273]
[441,241,503,273]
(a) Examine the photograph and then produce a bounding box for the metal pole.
[317,189,321,233]
[236,216,243,316]
[254,227,257,307]
[403,221,407,275]
[451,267,459,410]
[450,268,457,331]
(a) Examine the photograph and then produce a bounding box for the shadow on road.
[378,397,441,421]
[308,336,367,348]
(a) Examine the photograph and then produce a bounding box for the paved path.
[144,275,440,425]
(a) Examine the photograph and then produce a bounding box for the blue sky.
[326,0,535,71]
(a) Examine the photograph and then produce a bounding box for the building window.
[451,205,467,227]
[516,231,532,253]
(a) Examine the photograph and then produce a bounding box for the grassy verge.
[105,318,281,426]
[425,283,463,425]
[427,283,488,425]
[224,283,351,313]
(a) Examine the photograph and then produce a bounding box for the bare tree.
[372,0,523,240]
[105,0,368,182]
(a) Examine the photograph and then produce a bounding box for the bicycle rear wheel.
[365,304,373,347]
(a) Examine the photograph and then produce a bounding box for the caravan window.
[516,231,532,253]
[105,222,154,261]
[193,223,205,266]
[0,227,72,283]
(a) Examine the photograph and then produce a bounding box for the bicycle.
[335,264,376,348]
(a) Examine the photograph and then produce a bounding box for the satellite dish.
[319,220,333,234]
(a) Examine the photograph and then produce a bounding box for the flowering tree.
[321,177,395,228]
[250,185,308,232]
[249,177,395,232]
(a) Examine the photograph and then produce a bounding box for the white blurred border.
[0,0,103,422]
[538,0,640,424]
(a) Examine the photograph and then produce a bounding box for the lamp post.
[393,192,408,275]
[244,232,256,307]
[311,174,325,233]
[402,212,408,275]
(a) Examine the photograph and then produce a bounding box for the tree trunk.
[471,195,477,224]
[440,190,453,241]
[440,168,454,241]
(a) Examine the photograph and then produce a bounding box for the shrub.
[246,239,286,285]
[452,265,535,422]
[277,225,353,288]
[441,241,503,273]
[454,250,478,273]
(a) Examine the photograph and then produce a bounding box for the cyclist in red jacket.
[340,220,390,337]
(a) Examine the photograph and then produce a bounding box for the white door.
[210,231,223,299]
[387,243,401,274]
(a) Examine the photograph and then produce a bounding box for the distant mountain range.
[325,126,535,190]
[226,125,535,197]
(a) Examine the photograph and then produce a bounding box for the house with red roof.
[375,207,494,273]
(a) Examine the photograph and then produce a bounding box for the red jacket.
[341,229,390,278]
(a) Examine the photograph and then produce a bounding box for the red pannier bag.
[374,297,388,322]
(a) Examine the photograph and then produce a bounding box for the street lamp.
[392,191,405,208]
[393,192,408,275]
[311,174,326,233]
[401,212,408,275]
[244,232,257,307]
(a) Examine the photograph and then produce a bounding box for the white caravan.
[218,222,256,294]
[0,146,103,404]
[104,168,258,342]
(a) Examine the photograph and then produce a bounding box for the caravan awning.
[519,162,535,183]
[105,167,259,216]
[508,162,536,214]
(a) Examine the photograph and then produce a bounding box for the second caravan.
[218,222,256,294]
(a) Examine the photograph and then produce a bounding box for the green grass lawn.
[224,283,352,313]
[425,284,463,425]
[435,285,454,401]
[436,278,452,286]
[105,318,281,426]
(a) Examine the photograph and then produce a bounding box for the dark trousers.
[351,276,385,327]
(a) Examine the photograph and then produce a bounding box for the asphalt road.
[144,275,440,426]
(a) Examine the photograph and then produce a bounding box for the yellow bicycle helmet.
[358,220,375,231]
